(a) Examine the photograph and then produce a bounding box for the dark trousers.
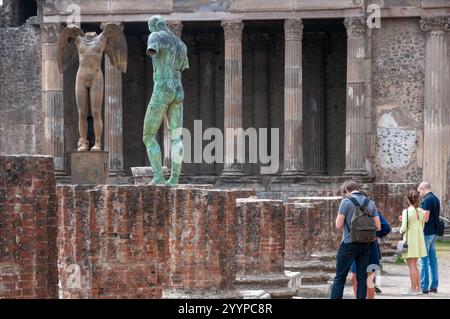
[330,242,371,299]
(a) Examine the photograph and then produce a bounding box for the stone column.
[420,17,450,203]
[163,21,184,171]
[41,23,65,174]
[251,33,270,175]
[343,17,367,176]
[304,33,327,175]
[221,20,244,176]
[103,23,124,176]
[283,19,305,177]
[197,33,216,175]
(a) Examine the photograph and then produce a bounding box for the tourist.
[350,210,391,299]
[330,181,381,299]
[417,182,440,294]
[400,189,428,296]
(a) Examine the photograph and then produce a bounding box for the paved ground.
[343,241,450,299]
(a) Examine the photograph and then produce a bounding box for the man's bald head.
[418,182,431,196]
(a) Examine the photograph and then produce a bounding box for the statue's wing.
[57,25,84,73]
[102,23,128,73]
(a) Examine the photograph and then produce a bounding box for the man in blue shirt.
[417,182,440,293]
[330,180,381,299]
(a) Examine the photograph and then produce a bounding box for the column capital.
[41,23,64,44]
[221,20,244,42]
[284,19,303,41]
[344,16,366,38]
[167,20,183,37]
[420,17,450,33]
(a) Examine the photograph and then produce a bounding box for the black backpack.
[346,196,377,243]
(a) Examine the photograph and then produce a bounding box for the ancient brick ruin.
[2,0,450,299]
[0,155,418,299]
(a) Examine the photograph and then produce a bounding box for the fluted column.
[41,23,65,174]
[283,19,304,176]
[221,20,244,175]
[304,33,327,175]
[197,33,216,175]
[420,17,450,202]
[103,22,124,175]
[343,17,367,176]
[251,33,270,175]
[164,21,184,171]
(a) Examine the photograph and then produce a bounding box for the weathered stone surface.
[57,185,169,299]
[0,155,58,299]
[0,24,42,156]
[165,187,255,297]
[70,151,109,185]
[236,199,285,275]
[285,198,341,261]
[372,18,425,183]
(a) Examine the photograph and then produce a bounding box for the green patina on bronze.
[143,16,189,187]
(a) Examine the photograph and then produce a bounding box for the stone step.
[238,290,271,299]
[299,272,333,285]
[266,287,297,299]
[235,274,291,290]
[285,260,336,273]
[296,284,332,298]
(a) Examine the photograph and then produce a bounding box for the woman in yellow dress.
[400,190,428,295]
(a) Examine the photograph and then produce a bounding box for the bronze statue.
[143,16,189,187]
[58,23,127,151]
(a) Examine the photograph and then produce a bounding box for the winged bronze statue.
[58,23,127,151]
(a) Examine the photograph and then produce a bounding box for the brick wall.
[285,197,341,261]
[164,188,255,298]
[57,185,169,299]
[236,199,285,275]
[284,184,416,261]
[0,155,58,298]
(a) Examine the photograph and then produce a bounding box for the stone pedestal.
[71,151,109,185]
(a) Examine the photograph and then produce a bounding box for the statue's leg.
[143,99,169,185]
[165,100,184,188]
[90,74,104,151]
[75,80,89,151]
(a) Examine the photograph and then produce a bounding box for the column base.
[274,170,306,183]
[343,168,367,177]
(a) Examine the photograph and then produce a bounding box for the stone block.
[71,151,109,185]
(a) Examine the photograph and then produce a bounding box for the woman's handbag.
[396,209,409,257]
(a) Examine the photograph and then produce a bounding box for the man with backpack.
[330,180,381,299]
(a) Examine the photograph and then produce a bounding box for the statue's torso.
[148,31,189,81]
[76,36,106,75]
